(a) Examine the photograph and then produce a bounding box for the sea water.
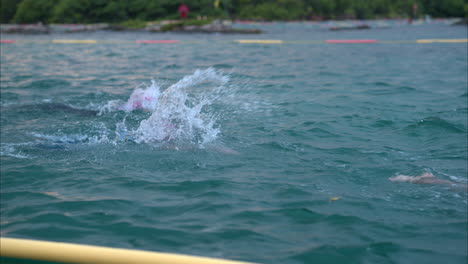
[1,21,467,264]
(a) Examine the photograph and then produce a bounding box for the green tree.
[51,0,90,23]
[5,0,467,24]
[125,0,167,21]
[352,0,375,19]
[239,0,305,20]
[13,0,58,23]
[1,0,22,23]
[433,0,464,17]
[93,0,128,22]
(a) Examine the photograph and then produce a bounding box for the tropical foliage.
[1,0,466,23]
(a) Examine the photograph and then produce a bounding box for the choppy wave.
[406,116,466,133]
[2,27,467,264]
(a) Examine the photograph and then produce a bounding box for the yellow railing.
[0,237,256,264]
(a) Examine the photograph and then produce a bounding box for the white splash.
[117,68,229,145]
[119,80,161,112]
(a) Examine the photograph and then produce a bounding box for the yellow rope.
[416,39,468,43]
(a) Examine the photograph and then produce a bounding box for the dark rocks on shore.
[452,18,467,25]
[1,23,50,34]
[1,20,262,34]
[0,23,111,33]
[148,20,262,33]
[329,24,371,31]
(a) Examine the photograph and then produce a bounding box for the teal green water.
[1,22,467,264]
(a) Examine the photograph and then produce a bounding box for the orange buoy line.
[0,39,466,44]
[234,39,467,44]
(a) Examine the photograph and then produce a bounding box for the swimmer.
[118,92,156,112]
[389,172,459,185]
[118,81,161,112]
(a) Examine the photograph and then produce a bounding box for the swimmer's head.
[419,172,435,178]
[388,175,415,182]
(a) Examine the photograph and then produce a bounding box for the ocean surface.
[1,21,467,264]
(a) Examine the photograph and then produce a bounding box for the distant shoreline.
[1,18,465,34]
[0,20,263,34]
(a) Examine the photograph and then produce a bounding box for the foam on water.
[0,131,112,159]
[31,131,111,145]
[32,133,89,144]
[0,143,32,159]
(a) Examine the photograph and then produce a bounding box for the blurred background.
[1,0,466,24]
